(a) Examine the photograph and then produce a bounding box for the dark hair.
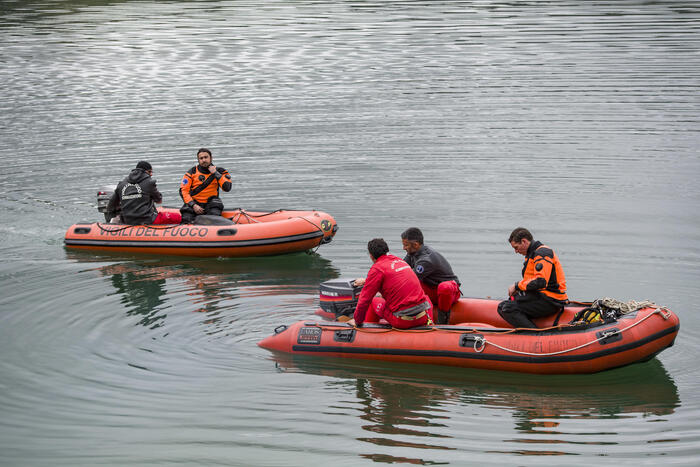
[197,148,212,158]
[136,161,152,171]
[509,227,533,243]
[400,227,423,245]
[367,238,389,259]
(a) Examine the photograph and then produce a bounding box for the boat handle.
[217,228,238,236]
[596,328,622,345]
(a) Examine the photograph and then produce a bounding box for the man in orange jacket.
[179,148,232,223]
[497,227,568,328]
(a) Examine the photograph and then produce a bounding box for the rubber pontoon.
[64,208,338,257]
[258,281,679,374]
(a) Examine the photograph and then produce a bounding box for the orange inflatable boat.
[258,280,680,374]
[64,207,338,257]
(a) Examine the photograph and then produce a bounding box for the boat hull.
[64,208,338,257]
[262,299,679,374]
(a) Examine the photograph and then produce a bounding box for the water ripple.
[2,0,700,465]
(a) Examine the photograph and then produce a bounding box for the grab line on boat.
[473,308,669,356]
[230,209,262,224]
[96,223,181,233]
[294,216,326,252]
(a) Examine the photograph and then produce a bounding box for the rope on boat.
[312,306,672,356]
[592,297,660,315]
[471,307,671,355]
[96,223,180,233]
[246,209,305,217]
[230,209,262,224]
[97,208,313,230]
[570,297,663,325]
[230,209,312,221]
[294,215,327,253]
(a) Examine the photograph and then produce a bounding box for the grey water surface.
[1,1,699,465]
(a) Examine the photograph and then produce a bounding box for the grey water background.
[1,0,699,465]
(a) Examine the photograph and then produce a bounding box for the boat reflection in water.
[65,250,339,328]
[271,354,679,461]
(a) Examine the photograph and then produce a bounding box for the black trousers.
[180,197,224,224]
[497,292,561,328]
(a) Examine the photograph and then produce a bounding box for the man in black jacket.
[401,227,461,324]
[106,161,170,225]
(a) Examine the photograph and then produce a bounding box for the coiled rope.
[590,297,659,316]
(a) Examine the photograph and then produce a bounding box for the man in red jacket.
[347,238,433,329]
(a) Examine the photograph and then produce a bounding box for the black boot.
[437,309,450,325]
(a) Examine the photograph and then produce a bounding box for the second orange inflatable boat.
[258,280,680,374]
[64,208,338,257]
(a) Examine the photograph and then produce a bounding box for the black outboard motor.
[97,186,116,221]
[319,278,364,319]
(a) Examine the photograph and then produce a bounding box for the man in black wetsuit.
[401,227,461,325]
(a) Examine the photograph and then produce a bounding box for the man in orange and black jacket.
[179,148,232,224]
[497,227,568,328]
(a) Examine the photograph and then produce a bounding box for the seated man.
[179,148,232,224]
[497,227,568,328]
[347,238,433,329]
[401,227,461,324]
[105,161,177,225]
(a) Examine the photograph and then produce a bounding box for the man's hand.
[508,283,516,296]
[346,318,356,326]
[193,204,205,215]
[353,278,365,287]
[208,165,217,174]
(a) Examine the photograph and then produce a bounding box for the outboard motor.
[97,186,116,221]
[318,278,363,320]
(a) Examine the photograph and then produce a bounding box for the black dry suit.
[106,168,163,225]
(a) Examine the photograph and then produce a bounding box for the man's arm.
[517,247,554,292]
[352,266,382,326]
[180,173,194,205]
[105,189,120,222]
[149,180,163,204]
[215,167,232,192]
[412,259,434,283]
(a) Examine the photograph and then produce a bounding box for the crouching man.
[347,238,433,329]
